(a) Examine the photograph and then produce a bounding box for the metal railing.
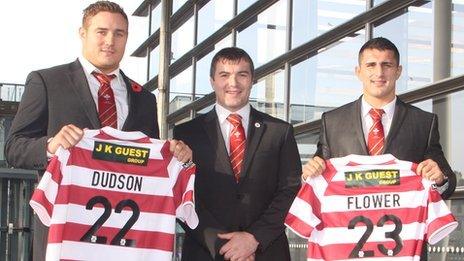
[0,168,37,261]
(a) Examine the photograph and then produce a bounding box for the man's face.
[80,11,128,74]
[211,58,253,112]
[355,48,402,106]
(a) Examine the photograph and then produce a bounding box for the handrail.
[0,168,38,181]
[449,186,464,200]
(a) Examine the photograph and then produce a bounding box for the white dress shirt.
[361,96,396,143]
[79,56,129,129]
[215,103,250,154]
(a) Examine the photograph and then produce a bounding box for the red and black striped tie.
[227,114,246,183]
[92,72,117,128]
[368,108,385,155]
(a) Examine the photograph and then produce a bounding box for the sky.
[0,0,147,84]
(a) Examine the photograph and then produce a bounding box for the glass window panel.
[251,70,285,120]
[287,131,319,260]
[292,0,365,48]
[197,103,215,115]
[150,3,161,34]
[238,0,257,13]
[289,31,365,124]
[148,46,160,79]
[171,16,194,63]
[195,52,214,99]
[412,92,463,188]
[173,0,188,14]
[374,0,388,6]
[197,0,234,44]
[374,2,433,91]
[237,0,287,67]
[195,36,232,99]
[452,0,464,76]
[411,100,433,113]
[169,66,192,113]
[449,91,464,187]
[295,132,319,164]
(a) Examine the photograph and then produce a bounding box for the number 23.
[348,214,403,258]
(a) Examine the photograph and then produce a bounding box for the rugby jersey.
[30,127,198,261]
[285,154,457,260]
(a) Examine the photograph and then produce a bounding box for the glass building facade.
[132,0,464,260]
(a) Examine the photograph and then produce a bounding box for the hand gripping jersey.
[30,127,198,261]
[285,154,457,261]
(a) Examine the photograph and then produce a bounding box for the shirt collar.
[361,96,396,120]
[78,56,120,79]
[215,103,251,125]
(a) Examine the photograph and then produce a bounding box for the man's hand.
[169,139,192,163]
[47,124,84,154]
[244,253,255,261]
[218,232,258,261]
[301,156,326,181]
[417,159,446,185]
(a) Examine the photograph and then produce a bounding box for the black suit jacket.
[316,96,456,199]
[5,59,159,171]
[174,107,301,261]
[5,60,159,261]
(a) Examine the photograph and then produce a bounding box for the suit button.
[236,194,242,200]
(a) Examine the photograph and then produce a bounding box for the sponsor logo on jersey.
[345,169,399,188]
[92,141,150,166]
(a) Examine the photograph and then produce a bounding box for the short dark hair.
[210,47,254,78]
[358,37,400,66]
[82,1,128,29]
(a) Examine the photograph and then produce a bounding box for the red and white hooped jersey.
[30,127,198,261]
[285,154,457,261]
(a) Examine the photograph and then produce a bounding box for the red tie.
[368,108,385,155]
[227,114,246,182]
[92,72,117,128]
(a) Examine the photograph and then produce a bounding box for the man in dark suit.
[174,47,301,261]
[5,2,191,260]
[301,37,455,199]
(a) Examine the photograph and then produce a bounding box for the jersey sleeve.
[425,185,458,244]
[29,148,67,226]
[172,164,198,229]
[285,180,322,239]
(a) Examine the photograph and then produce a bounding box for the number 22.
[80,196,140,247]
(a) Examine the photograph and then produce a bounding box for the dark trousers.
[32,214,48,261]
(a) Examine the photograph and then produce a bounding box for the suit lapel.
[203,109,234,176]
[353,97,369,155]
[383,98,407,153]
[67,60,100,129]
[240,108,265,180]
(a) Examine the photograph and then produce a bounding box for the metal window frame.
[450,187,464,200]
[131,0,210,58]
[134,0,280,91]
[133,0,159,17]
[293,74,464,136]
[165,0,421,124]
